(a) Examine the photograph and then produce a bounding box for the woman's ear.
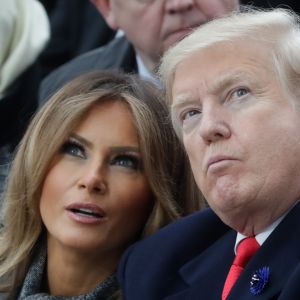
[90,0,119,30]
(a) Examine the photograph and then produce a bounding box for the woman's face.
[40,101,153,256]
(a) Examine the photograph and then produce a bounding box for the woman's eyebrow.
[69,133,92,148]
[69,134,141,154]
[109,146,140,154]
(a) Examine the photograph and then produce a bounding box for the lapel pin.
[250,266,270,295]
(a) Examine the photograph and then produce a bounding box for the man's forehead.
[172,68,258,106]
[171,41,271,89]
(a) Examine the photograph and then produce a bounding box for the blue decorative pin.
[250,266,270,295]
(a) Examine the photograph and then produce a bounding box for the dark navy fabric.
[39,36,136,106]
[118,203,300,299]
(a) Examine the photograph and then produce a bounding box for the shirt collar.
[234,202,298,254]
[136,54,162,87]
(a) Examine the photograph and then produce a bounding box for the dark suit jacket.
[39,36,137,105]
[0,63,40,146]
[118,203,300,299]
[241,0,300,14]
[38,0,116,78]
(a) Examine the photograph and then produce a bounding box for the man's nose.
[198,104,231,145]
[77,163,107,194]
[165,0,195,14]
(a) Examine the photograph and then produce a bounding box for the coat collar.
[166,202,300,300]
[229,202,300,299]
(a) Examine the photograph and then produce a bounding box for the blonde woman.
[0,71,202,299]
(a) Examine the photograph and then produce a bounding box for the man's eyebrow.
[208,70,253,95]
[171,92,197,111]
[171,70,252,110]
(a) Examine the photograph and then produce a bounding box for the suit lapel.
[229,202,300,299]
[165,230,236,299]
[166,203,300,299]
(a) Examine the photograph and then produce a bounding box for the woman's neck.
[46,239,121,296]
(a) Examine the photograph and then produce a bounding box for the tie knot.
[234,237,260,268]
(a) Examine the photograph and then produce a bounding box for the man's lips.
[172,27,193,36]
[165,23,200,41]
[206,155,237,172]
[165,29,191,45]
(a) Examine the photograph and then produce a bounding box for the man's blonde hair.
[160,7,300,136]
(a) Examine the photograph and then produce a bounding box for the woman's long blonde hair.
[0,71,203,294]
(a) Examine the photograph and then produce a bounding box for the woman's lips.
[65,202,107,224]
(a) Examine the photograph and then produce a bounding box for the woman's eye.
[111,155,141,170]
[61,141,85,158]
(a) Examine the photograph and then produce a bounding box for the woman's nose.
[77,164,107,194]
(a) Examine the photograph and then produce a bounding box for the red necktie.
[222,237,260,300]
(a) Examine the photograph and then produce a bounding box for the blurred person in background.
[241,0,300,13]
[38,0,116,78]
[39,0,240,104]
[0,0,49,201]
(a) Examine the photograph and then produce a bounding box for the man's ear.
[90,0,118,30]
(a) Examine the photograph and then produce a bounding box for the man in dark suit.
[38,0,116,79]
[118,8,300,300]
[39,0,240,104]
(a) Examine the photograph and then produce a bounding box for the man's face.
[107,0,239,70]
[171,40,300,234]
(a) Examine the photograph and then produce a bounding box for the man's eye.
[61,141,85,158]
[233,88,249,98]
[111,155,141,170]
[181,109,201,122]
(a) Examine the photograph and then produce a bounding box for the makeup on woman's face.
[40,101,153,256]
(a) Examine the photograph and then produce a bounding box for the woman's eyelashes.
[61,139,86,159]
[110,153,142,170]
[61,139,142,170]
